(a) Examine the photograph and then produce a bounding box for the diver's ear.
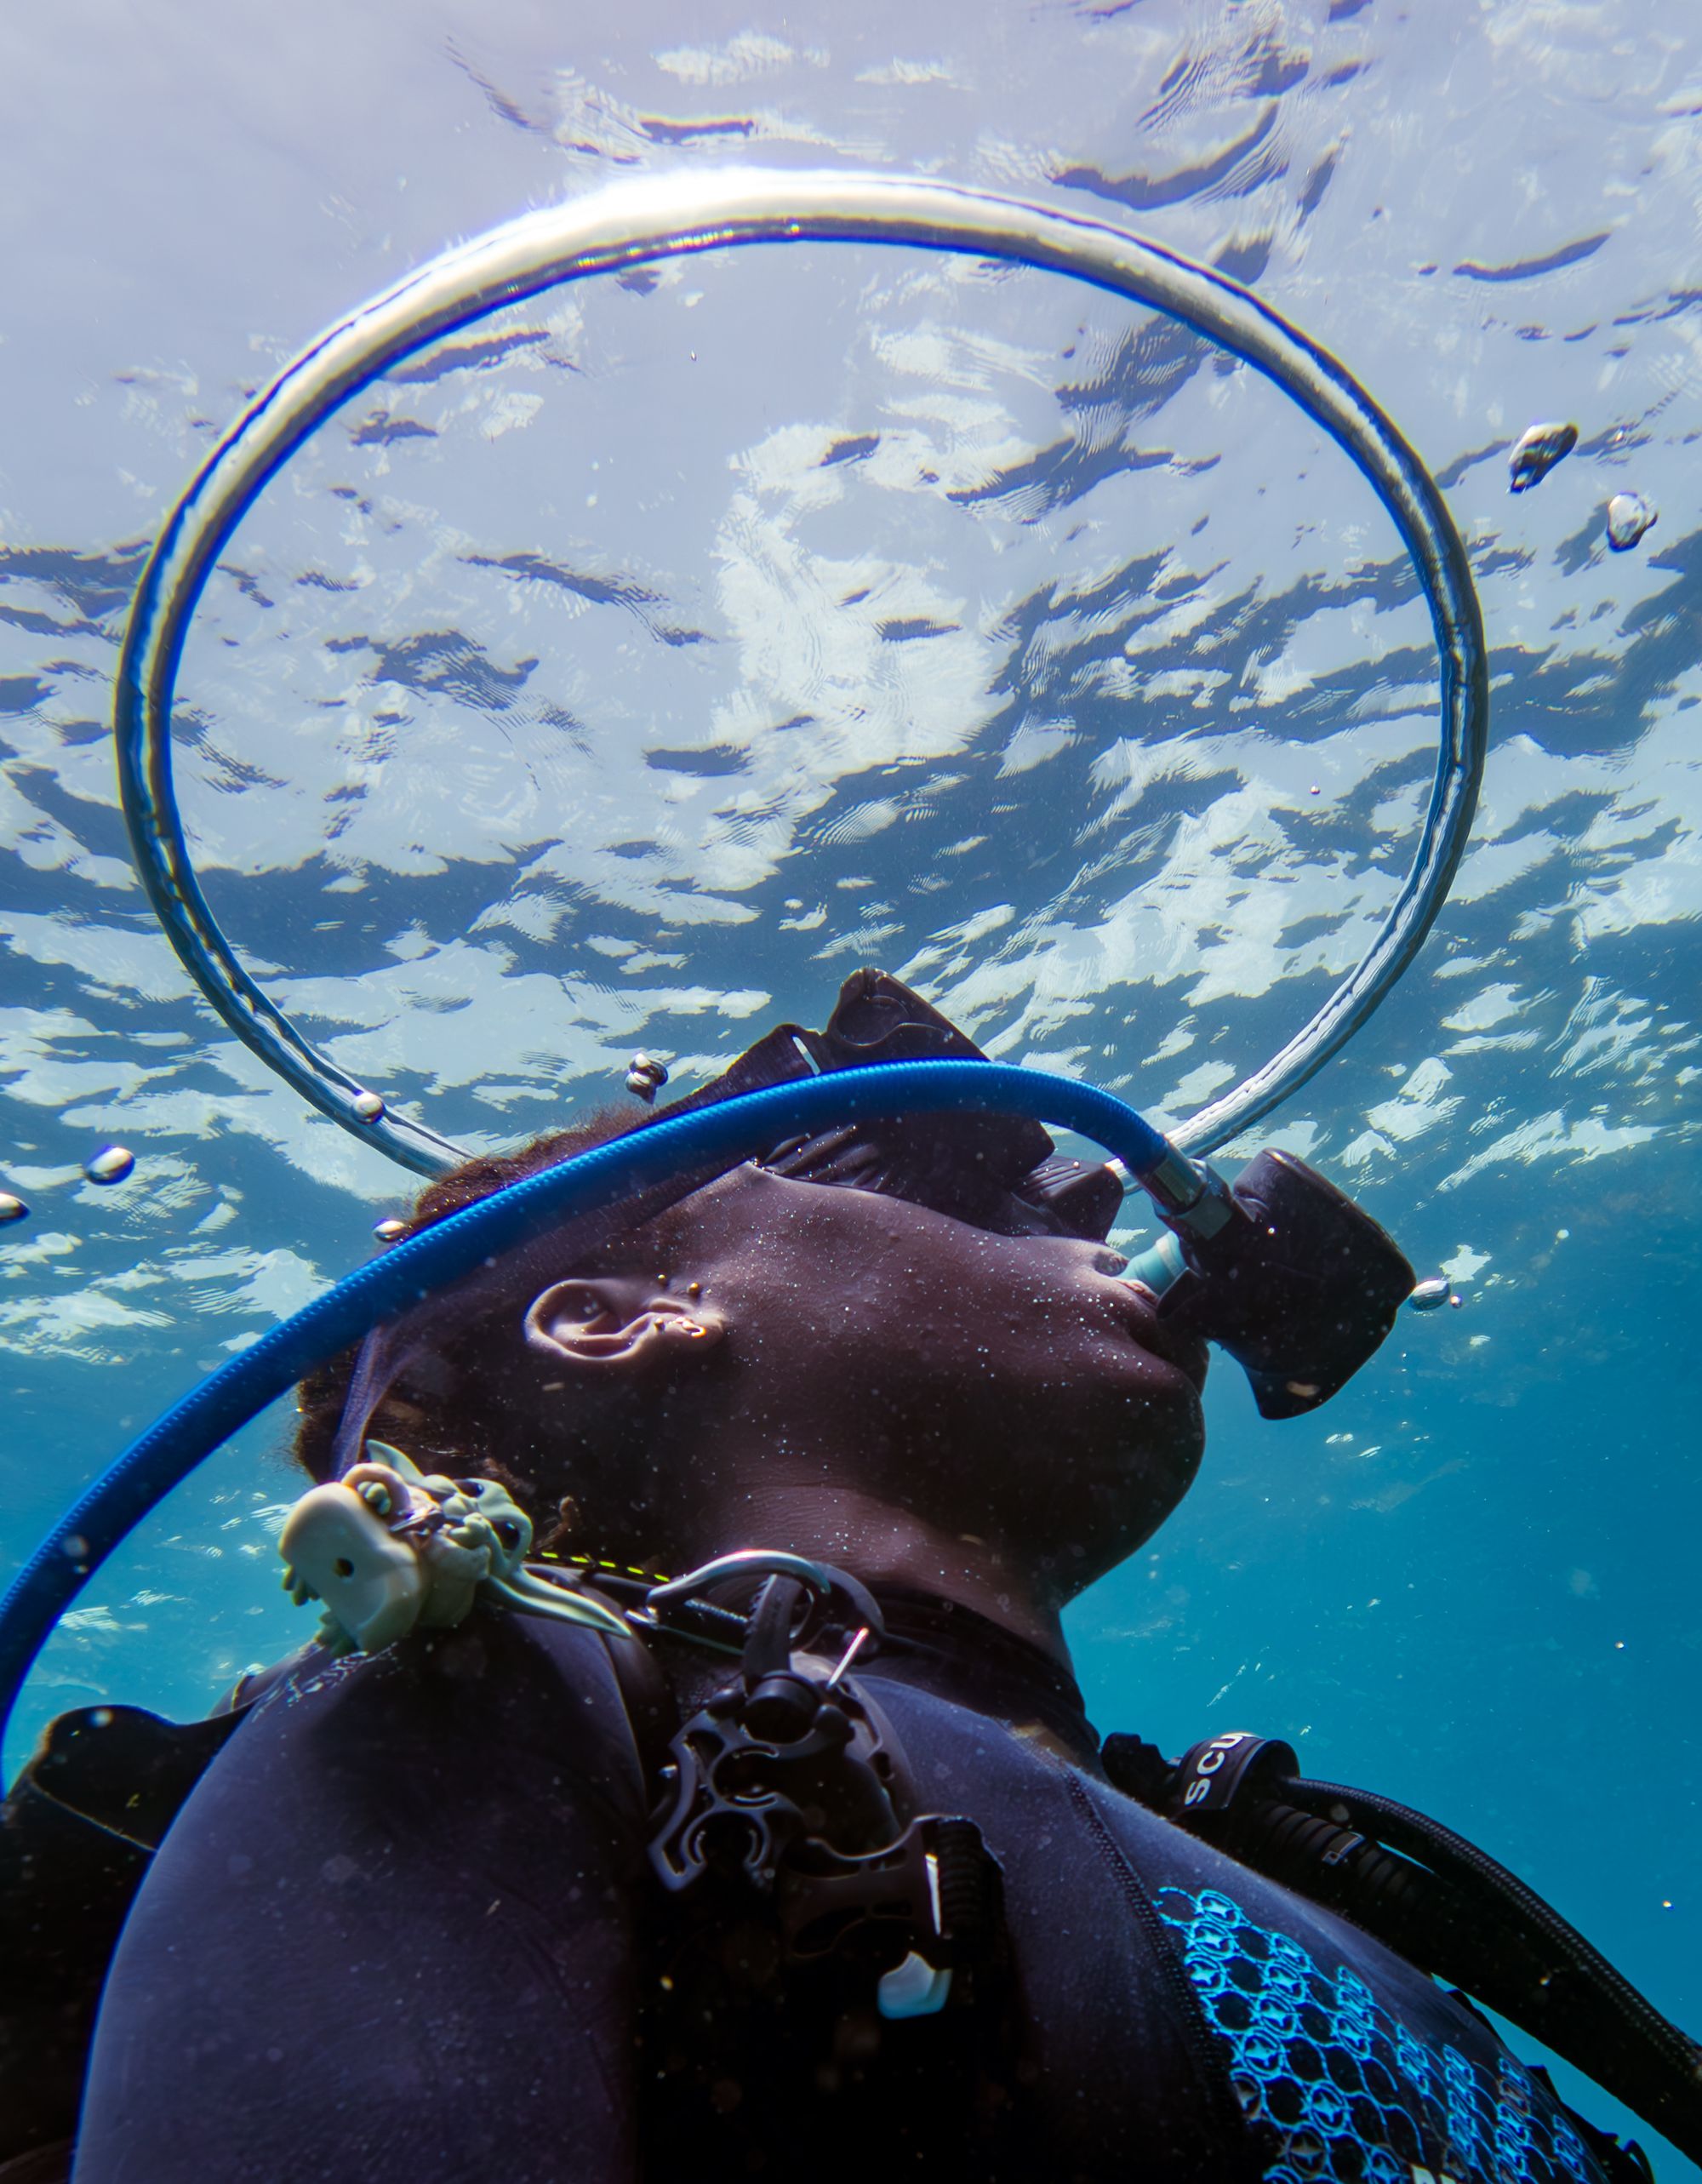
[523,1276,726,1374]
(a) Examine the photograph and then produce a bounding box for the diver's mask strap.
[653,969,1131,1244]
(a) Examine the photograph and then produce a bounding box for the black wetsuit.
[72,1598,1622,2183]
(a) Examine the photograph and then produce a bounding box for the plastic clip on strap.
[646,1564,1002,2022]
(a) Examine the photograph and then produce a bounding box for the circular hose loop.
[115,169,1488,1171]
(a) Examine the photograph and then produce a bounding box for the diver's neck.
[666,1480,1074,1670]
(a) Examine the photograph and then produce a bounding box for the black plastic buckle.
[648,1657,907,1899]
[646,1563,1002,2009]
[648,1565,905,1892]
[777,1811,997,1970]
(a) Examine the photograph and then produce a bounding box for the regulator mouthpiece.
[1153,1150,1415,1419]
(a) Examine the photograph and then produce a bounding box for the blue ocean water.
[2,0,1699,2167]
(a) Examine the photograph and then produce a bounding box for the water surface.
[3,1,1699,2163]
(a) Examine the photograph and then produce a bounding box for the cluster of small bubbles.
[84,1145,136,1186]
[625,1052,670,1105]
[373,1217,408,1244]
[0,1192,26,1226]
[1606,491,1657,552]
[1507,420,1578,494]
[351,1090,386,1123]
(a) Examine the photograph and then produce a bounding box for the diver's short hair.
[291,1106,695,1498]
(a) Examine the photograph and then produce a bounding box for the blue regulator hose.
[0,1060,1179,1770]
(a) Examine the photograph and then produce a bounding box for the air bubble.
[0,1193,26,1226]
[1606,492,1656,552]
[373,1218,408,1243]
[1507,420,1577,494]
[351,1091,386,1122]
[85,1146,135,1185]
[1406,1278,1452,1312]
[625,1052,669,1105]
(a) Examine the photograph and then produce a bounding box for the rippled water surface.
[3,1,1699,2164]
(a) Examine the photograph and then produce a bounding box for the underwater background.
[2,0,1698,2165]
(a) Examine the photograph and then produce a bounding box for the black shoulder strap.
[0,1714,179,2169]
[25,1702,250,1853]
[1104,1729,1685,2177]
[597,1615,679,1793]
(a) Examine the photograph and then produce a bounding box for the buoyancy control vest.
[1,1564,1691,2182]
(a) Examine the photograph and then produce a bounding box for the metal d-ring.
[644,1549,886,1655]
[115,170,1488,1174]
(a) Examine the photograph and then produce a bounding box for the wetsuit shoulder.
[1078,1754,1635,2184]
[73,1611,652,2184]
[865,1672,1630,2184]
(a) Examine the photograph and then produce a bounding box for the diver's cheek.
[1169,1383,1207,1475]
[1042,1329,1204,1473]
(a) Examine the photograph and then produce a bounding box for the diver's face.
[540,1166,1208,1604]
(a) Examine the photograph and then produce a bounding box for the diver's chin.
[1130,1440,1201,1542]
[1074,1455,1197,1577]
[1075,1384,1202,1505]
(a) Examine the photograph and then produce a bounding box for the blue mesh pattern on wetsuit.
[1156,1884,1604,2184]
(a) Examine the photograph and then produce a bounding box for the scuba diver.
[7,969,1684,2183]
[3,169,1696,2184]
